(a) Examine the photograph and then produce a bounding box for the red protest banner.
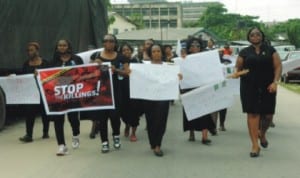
[37,64,114,115]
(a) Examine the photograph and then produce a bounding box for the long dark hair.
[52,39,73,63]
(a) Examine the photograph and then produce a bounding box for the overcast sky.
[220,0,299,22]
[111,0,300,22]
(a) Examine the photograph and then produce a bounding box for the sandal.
[130,134,137,142]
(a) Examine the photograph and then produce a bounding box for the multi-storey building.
[112,2,182,28]
[112,1,220,28]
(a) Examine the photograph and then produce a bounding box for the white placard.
[225,78,240,96]
[77,48,103,64]
[130,63,180,100]
[0,74,40,104]
[179,50,225,89]
[181,81,235,121]
[222,63,240,95]
[172,57,185,65]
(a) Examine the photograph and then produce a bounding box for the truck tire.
[0,86,6,131]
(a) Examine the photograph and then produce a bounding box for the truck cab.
[0,0,107,131]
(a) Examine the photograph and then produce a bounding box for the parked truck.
[0,0,108,130]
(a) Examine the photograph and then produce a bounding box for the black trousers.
[219,109,227,126]
[144,100,169,149]
[211,108,227,130]
[119,78,131,126]
[128,99,144,127]
[96,109,121,143]
[24,104,49,137]
[119,78,142,128]
[53,112,80,145]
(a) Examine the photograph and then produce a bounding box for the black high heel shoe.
[260,140,268,148]
[153,150,164,157]
[250,148,260,158]
[202,139,212,145]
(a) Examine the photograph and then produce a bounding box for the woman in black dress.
[19,42,50,142]
[119,43,142,142]
[234,27,282,157]
[182,37,215,145]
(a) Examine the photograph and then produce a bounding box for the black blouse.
[51,54,83,67]
[239,44,276,87]
[22,58,50,74]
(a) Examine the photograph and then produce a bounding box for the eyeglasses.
[103,39,115,43]
[250,32,262,37]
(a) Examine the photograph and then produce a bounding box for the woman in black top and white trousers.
[51,39,83,156]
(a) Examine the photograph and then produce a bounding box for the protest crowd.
[14,27,281,158]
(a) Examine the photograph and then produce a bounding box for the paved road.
[0,86,299,178]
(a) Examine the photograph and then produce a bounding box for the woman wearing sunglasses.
[233,27,282,158]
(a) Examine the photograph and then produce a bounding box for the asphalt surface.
[0,86,299,178]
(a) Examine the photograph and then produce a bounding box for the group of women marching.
[19,26,282,158]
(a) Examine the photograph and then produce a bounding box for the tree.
[286,19,300,48]
[105,0,115,26]
[267,19,300,47]
[197,3,261,41]
[128,13,145,29]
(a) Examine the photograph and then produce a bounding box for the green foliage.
[286,19,300,48]
[104,0,114,26]
[267,19,300,47]
[185,2,300,46]
[183,21,198,28]
[280,83,300,94]
[104,0,111,10]
[128,13,145,29]
[197,3,261,41]
[109,16,115,26]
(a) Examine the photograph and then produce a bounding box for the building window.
[160,8,168,16]
[123,10,131,17]
[132,8,140,14]
[169,8,177,15]
[170,20,177,27]
[151,8,159,16]
[144,20,150,28]
[115,9,123,16]
[142,9,150,16]
[160,20,169,28]
[152,20,159,28]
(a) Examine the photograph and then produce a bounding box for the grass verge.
[280,83,300,94]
